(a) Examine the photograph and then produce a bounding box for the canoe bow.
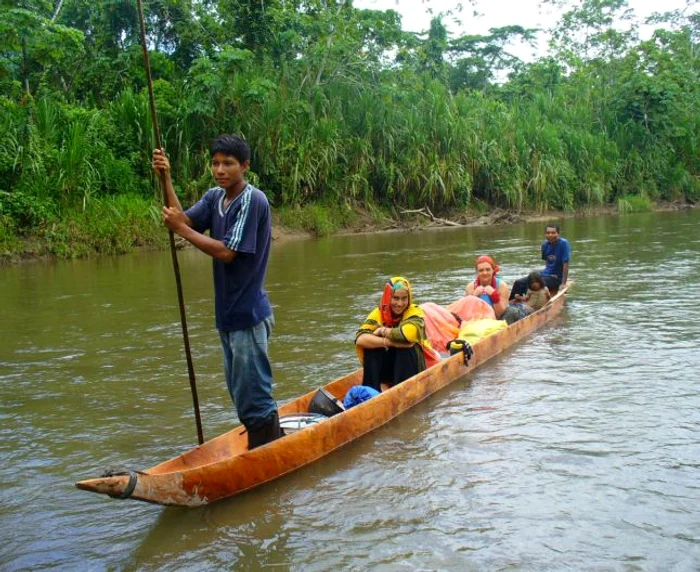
[76,474,133,498]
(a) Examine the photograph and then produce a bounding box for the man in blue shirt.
[153,135,281,449]
[509,224,571,300]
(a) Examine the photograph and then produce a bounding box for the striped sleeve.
[225,187,254,252]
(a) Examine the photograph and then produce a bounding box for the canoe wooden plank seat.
[76,284,571,507]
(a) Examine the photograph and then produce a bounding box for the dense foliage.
[0,0,698,256]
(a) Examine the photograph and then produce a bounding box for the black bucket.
[308,387,345,417]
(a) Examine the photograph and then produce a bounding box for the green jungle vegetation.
[1,0,698,260]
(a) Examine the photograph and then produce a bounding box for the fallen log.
[401,207,462,227]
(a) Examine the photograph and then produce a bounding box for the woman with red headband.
[355,277,437,392]
[464,255,512,320]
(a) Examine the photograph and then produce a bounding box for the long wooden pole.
[136,0,204,445]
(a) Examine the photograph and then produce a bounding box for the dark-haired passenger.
[507,271,552,321]
[509,224,571,300]
[152,135,281,450]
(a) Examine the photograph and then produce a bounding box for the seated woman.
[464,255,512,321]
[355,277,436,392]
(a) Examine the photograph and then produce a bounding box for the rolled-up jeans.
[219,315,277,430]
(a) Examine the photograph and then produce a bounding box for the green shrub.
[34,195,165,258]
[276,202,357,237]
[0,214,22,257]
[0,190,57,233]
[617,194,654,213]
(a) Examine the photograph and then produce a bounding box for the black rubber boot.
[247,410,283,450]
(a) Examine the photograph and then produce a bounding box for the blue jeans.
[219,315,277,430]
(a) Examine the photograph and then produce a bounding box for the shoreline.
[272,200,696,243]
[3,201,695,265]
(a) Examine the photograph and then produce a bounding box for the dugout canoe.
[76,284,571,507]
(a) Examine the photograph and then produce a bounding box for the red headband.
[475,255,499,275]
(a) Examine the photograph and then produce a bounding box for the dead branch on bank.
[400,206,462,227]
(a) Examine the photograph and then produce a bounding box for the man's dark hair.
[545,223,560,233]
[210,134,251,164]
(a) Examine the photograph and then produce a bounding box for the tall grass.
[617,194,654,213]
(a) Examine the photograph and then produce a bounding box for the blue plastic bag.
[343,385,380,409]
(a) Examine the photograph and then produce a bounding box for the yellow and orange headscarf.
[379,277,412,326]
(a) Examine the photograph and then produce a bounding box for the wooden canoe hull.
[76,285,570,506]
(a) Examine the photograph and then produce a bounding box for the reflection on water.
[1,210,699,570]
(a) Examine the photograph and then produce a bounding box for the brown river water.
[1,210,699,570]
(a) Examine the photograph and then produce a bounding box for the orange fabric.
[423,345,441,368]
[447,296,496,322]
[420,302,460,353]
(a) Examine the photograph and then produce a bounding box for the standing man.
[509,224,571,299]
[152,135,282,449]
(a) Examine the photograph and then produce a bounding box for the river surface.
[1,210,699,571]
